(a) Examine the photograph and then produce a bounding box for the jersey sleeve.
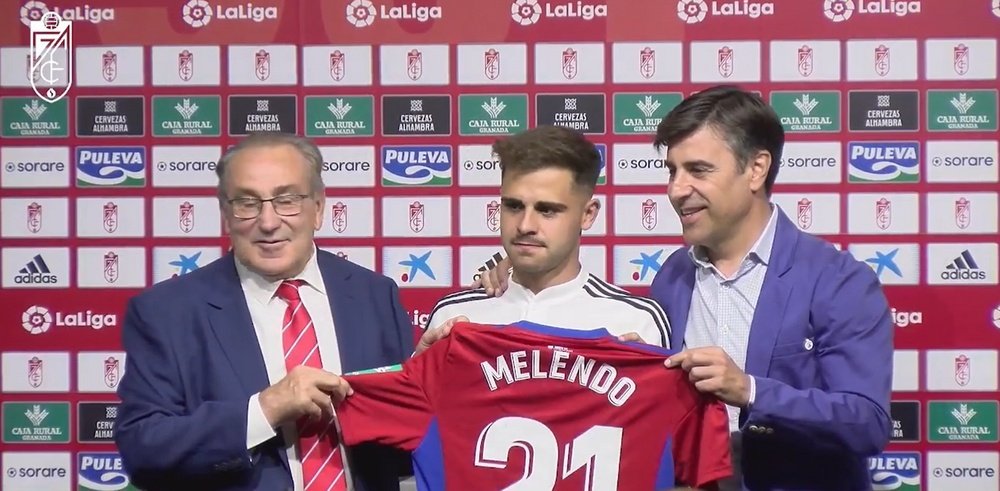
[336,338,450,451]
[672,396,733,488]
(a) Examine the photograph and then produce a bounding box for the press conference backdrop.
[1,0,999,489]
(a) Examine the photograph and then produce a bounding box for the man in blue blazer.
[115,133,414,491]
[652,86,893,490]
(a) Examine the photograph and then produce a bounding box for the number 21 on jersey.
[474,416,623,490]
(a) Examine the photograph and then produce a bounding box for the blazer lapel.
[318,253,366,374]
[204,254,271,395]
[670,261,696,350]
[744,211,797,377]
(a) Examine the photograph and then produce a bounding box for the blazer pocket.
[771,340,811,359]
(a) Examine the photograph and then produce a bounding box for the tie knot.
[276,279,305,303]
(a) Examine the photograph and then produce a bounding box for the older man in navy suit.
[116,133,414,491]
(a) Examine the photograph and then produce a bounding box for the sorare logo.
[848,142,919,183]
[381,145,452,186]
[869,452,920,491]
[76,146,146,187]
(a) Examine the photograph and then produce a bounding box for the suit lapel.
[204,254,271,394]
[318,253,366,374]
[744,211,797,377]
[670,260,696,350]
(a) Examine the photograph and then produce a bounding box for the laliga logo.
[183,0,212,27]
[994,0,1000,18]
[677,0,708,23]
[511,0,542,25]
[346,0,376,26]
[20,0,115,26]
[22,305,53,334]
[823,0,853,21]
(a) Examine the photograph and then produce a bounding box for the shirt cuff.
[246,393,278,449]
[747,375,757,408]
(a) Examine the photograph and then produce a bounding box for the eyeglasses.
[227,194,311,219]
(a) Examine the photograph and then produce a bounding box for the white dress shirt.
[237,246,350,491]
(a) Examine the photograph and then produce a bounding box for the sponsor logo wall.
[1,1,998,489]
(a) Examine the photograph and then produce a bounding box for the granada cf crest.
[104,251,119,283]
[874,45,890,77]
[407,49,423,81]
[954,44,969,76]
[484,48,500,81]
[875,197,891,230]
[955,354,971,386]
[486,200,500,232]
[797,45,814,77]
[103,201,119,233]
[27,202,42,233]
[104,356,121,388]
[331,201,347,233]
[330,50,345,81]
[179,201,195,233]
[28,357,43,388]
[718,46,734,78]
[641,199,657,231]
[178,49,194,81]
[639,47,655,79]
[409,201,425,233]
[797,198,813,230]
[29,12,72,103]
[955,197,971,229]
[255,49,270,81]
[562,48,578,79]
[102,50,117,82]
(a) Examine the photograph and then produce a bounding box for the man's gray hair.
[215,132,325,201]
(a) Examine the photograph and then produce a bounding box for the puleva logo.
[847,142,919,183]
[869,452,920,490]
[78,452,135,491]
[76,146,146,187]
[381,145,452,186]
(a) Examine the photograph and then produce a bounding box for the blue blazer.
[115,250,415,491]
[650,210,893,491]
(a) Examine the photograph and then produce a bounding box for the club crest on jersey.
[178,49,194,81]
[104,251,119,283]
[27,202,42,233]
[407,49,423,81]
[797,44,814,77]
[562,48,578,79]
[484,48,500,80]
[330,50,345,81]
[103,202,119,233]
[641,199,657,231]
[875,197,891,230]
[954,43,969,76]
[955,354,970,386]
[797,198,813,229]
[102,50,117,82]
[255,49,270,81]
[409,201,425,233]
[28,356,43,388]
[955,197,970,229]
[639,47,655,79]
[718,46,734,78]
[331,201,347,233]
[486,200,500,232]
[179,201,195,233]
[104,356,121,388]
[874,44,890,77]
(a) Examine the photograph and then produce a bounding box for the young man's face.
[499,167,599,283]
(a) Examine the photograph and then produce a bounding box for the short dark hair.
[653,85,784,194]
[493,125,601,193]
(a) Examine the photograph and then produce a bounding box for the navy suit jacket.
[650,209,893,491]
[115,250,415,491]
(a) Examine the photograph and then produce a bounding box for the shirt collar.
[506,266,590,303]
[235,244,326,305]
[688,203,779,269]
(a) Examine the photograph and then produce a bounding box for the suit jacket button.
[765,427,774,434]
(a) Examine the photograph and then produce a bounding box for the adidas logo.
[941,249,986,281]
[473,251,506,283]
[15,255,59,284]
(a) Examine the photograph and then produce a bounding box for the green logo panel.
[927,90,998,132]
[928,401,998,443]
[458,95,528,136]
[770,91,841,133]
[2,97,69,137]
[305,96,374,137]
[152,96,221,137]
[613,93,681,134]
[3,402,71,443]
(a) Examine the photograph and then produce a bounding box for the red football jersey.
[337,321,732,490]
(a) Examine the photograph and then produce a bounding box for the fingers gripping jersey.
[337,322,732,490]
